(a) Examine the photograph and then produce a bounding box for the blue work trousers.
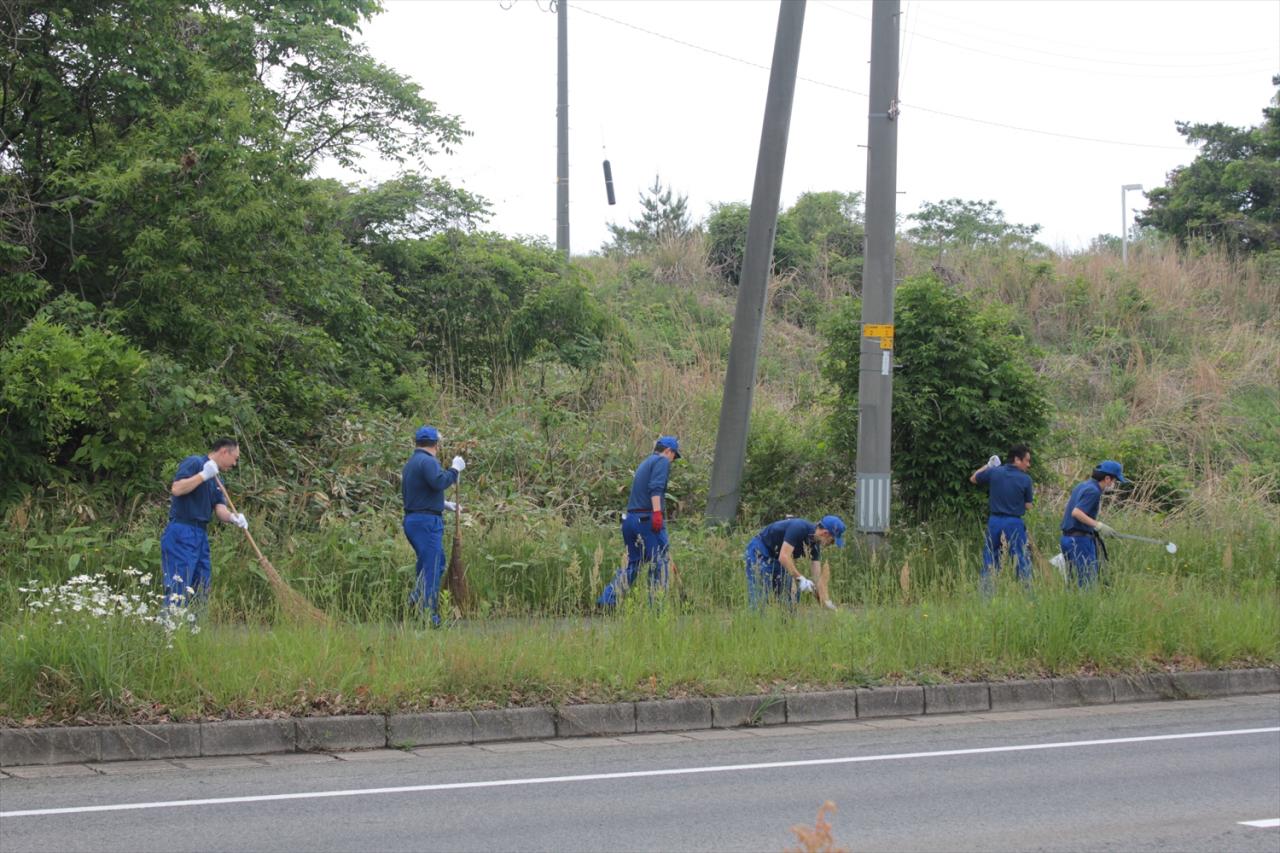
[404,513,446,626]
[598,513,668,607]
[744,538,797,609]
[161,522,212,608]
[981,515,1032,595]
[1060,534,1100,588]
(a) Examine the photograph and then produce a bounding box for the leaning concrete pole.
[556,0,569,258]
[854,0,900,546]
[706,0,806,525]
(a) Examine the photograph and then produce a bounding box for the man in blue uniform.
[744,515,846,608]
[969,444,1035,594]
[1059,460,1125,587]
[161,438,247,608]
[401,426,466,626]
[597,436,681,608]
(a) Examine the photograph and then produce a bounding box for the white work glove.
[1094,521,1116,537]
[986,455,1001,469]
[200,459,220,481]
[443,500,460,512]
[229,512,248,530]
[450,455,466,473]
[797,576,816,594]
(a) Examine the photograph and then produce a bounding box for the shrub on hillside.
[823,274,1050,520]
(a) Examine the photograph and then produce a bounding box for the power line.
[571,2,1191,151]
[818,0,1276,62]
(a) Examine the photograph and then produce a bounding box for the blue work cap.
[819,515,846,547]
[1096,459,1126,483]
[656,435,681,459]
[414,425,440,443]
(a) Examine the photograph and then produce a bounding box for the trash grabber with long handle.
[1109,531,1178,553]
[215,475,329,624]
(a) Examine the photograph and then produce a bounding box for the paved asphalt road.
[2,696,1277,852]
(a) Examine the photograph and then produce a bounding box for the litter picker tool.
[1110,532,1178,554]
[215,476,329,625]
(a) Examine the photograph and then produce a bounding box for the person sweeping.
[401,426,466,627]
[597,436,681,608]
[1059,460,1126,588]
[161,438,248,608]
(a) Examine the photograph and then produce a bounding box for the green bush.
[823,274,1050,520]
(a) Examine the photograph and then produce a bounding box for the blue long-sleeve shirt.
[974,464,1034,517]
[169,455,225,525]
[1061,479,1103,533]
[626,453,671,513]
[402,449,458,513]
[754,519,821,562]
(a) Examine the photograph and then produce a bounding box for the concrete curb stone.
[99,723,200,762]
[923,683,990,714]
[856,686,924,718]
[201,719,295,756]
[0,727,99,767]
[472,708,556,742]
[388,712,473,748]
[1109,672,1174,703]
[636,698,712,732]
[3,667,1276,767]
[555,703,636,737]
[711,695,786,728]
[295,715,387,752]
[989,680,1055,711]
[1050,677,1114,707]
[1169,670,1233,698]
[1227,668,1280,695]
[785,690,858,723]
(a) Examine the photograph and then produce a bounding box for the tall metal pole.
[853,0,900,547]
[1121,183,1142,266]
[556,0,569,258]
[705,0,806,525]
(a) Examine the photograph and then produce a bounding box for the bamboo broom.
[215,475,329,625]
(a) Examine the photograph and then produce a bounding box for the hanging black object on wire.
[602,159,616,206]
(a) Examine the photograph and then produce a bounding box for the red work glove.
[651,510,664,533]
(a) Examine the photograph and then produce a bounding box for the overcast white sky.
[327,0,1280,254]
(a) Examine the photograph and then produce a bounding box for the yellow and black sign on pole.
[863,323,895,350]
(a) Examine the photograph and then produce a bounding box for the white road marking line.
[1238,818,1280,828]
[2,726,1276,819]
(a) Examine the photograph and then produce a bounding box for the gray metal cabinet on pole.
[706,0,806,525]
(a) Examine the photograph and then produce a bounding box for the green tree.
[604,175,691,254]
[1139,77,1280,253]
[907,199,1043,251]
[823,275,1050,519]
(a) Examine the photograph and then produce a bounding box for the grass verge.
[2,573,1275,725]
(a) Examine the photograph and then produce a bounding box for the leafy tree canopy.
[1139,76,1280,253]
[906,199,1043,252]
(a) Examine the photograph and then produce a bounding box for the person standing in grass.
[1059,460,1125,588]
[743,515,846,608]
[402,425,466,627]
[161,438,247,608]
[597,436,681,608]
[969,444,1035,595]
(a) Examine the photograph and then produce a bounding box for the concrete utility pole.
[1121,183,1143,265]
[706,0,806,525]
[854,0,900,546]
[556,0,569,258]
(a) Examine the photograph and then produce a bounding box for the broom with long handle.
[444,473,471,614]
[215,475,329,625]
